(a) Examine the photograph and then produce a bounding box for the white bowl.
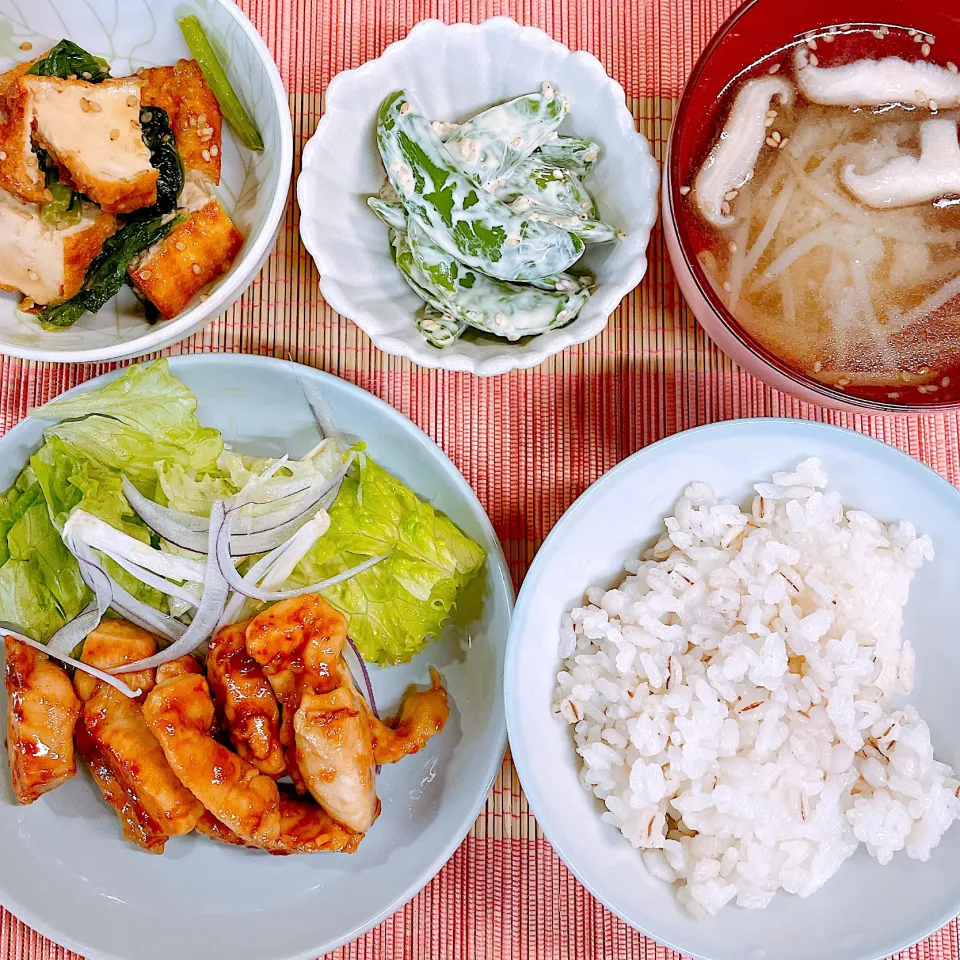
[297,17,659,376]
[505,419,960,960]
[0,0,292,363]
[0,355,514,960]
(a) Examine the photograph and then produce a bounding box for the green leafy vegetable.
[27,39,110,83]
[290,457,486,665]
[0,465,91,641]
[139,106,184,217]
[31,360,224,499]
[178,15,263,151]
[37,213,180,328]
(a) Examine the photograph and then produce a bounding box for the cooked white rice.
[553,458,960,917]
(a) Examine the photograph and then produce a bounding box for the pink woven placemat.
[2,1,960,958]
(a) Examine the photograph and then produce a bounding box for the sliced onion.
[64,511,206,583]
[297,374,343,446]
[47,601,101,655]
[216,514,388,602]
[1,627,141,699]
[73,542,187,642]
[100,549,200,608]
[120,478,209,532]
[121,461,352,554]
[111,502,230,674]
[257,455,289,482]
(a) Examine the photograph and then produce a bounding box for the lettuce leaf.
[31,359,223,498]
[290,457,486,665]
[0,465,90,641]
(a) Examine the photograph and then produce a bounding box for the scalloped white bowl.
[0,0,292,363]
[298,17,659,376]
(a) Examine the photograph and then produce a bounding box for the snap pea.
[496,156,596,219]
[537,136,601,177]
[417,306,469,348]
[367,197,408,231]
[444,83,570,188]
[377,90,584,283]
[405,218,588,341]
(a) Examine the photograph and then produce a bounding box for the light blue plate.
[506,418,960,960]
[0,355,513,960]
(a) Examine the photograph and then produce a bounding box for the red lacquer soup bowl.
[664,0,960,413]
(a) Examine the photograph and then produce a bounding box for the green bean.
[367,197,408,231]
[377,90,584,283]
[537,136,601,177]
[417,306,468,348]
[496,156,596,219]
[178,16,263,151]
[406,218,588,341]
[445,84,570,188]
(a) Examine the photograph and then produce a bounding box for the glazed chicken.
[4,636,80,804]
[78,626,203,837]
[4,594,451,857]
[143,673,281,846]
[207,621,285,778]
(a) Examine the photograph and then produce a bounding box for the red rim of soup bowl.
[665,0,960,414]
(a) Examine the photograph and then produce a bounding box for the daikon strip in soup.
[683,24,960,404]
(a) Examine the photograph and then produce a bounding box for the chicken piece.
[367,668,450,765]
[197,792,363,855]
[138,60,222,183]
[207,621,285,778]
[127,180,243,320]
[21,75,157,213]
[4,636,80,804]
[74,619,157,703]
[155,655,203,685]
[83,684,203,835]
[245,595,349,794]
[245,595,347,694]
[75,723,167,855]
[143,674,281,845]
[0,185,116,306]
[0,79,48,203]
[294,682,379,834]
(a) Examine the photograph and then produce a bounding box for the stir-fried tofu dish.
[0,37,247,329]
[4,597,449,855]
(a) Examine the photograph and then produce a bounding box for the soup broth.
[684,24,960,404]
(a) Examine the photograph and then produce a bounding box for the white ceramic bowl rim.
[298,16,660,375]
[505,417,960,960]
[1,1,293,364]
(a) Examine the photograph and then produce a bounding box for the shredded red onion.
[297,374,343,447]
[345,637,379,719]
[110,502,230,674]
[1,627,141,699]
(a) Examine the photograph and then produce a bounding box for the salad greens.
[1,361,485,663]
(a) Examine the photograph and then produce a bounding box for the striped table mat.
[3,1,960,958]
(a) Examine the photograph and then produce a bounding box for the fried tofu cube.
[138,60,222,184]
[128,184,243,319]
[0,78,48,204]
[4,636,81,805]
[0,187,116,305]
[0,55,41,98]
[23,74,158,214]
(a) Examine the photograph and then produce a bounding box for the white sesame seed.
[494,313,506,326]
[769,63,782,73]
[192,263,202,275]
[19,41,32,51]
[925,34,935,44]
[823,33,834,43]
[778,138,790,150]
[210,145,219,157]
[765,136,778,147]
[0,151,6,161]
[399,102,410,114]
[729,241,738,253]
[583,151,597,163]
[922,43,931,57]
[913,33,923,43]
[837,377,850,387]
[505,236,520,247]
[807,37,818,50]
[943,377,951,387]
[140,270,152,280]
[764,116,776,128]
[110,128,120,141]
[930,100,939,112]
[679,185,691,196]
[814,361,823,372]
[872,29,884,40]
[175,241,187,251]
[949,62,959,74]
[808,53,819,67]
[512,136,522,146]
[722,281,732,292]
[888,392,900,399]
[724,189,739,201]
[127,95,138,108]
[201,149,211,161]
[721,201,731,215]
[27,269,38,282]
